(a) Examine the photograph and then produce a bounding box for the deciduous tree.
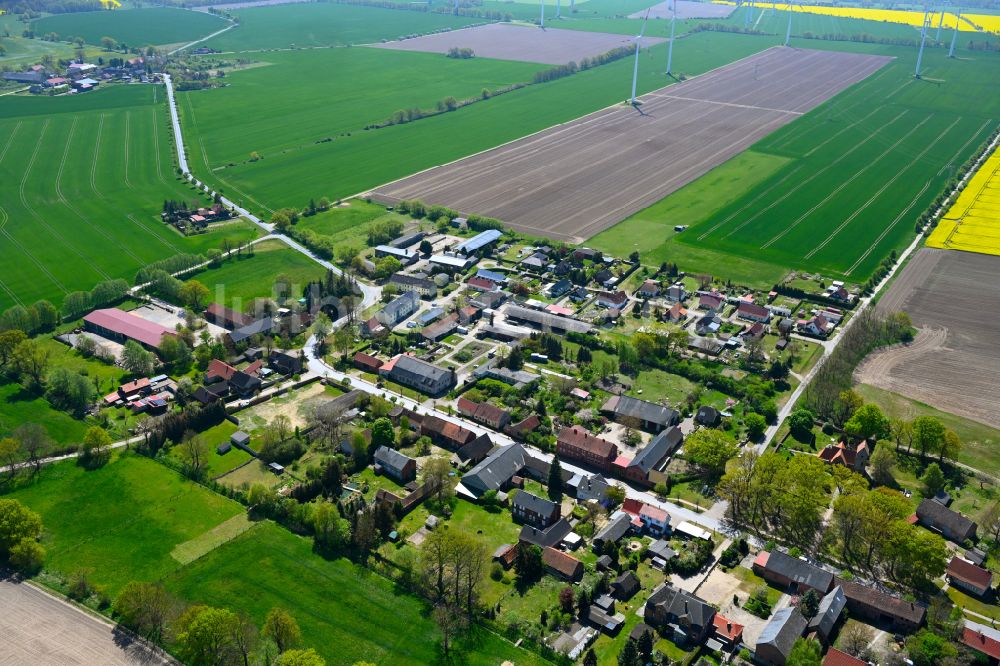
[262,608,302,653]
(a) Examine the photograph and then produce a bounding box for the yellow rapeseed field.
[927,147,1000,256]
[714,1,1000,34]
[99,0,122,7]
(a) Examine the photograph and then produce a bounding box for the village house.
[823,648,867,666]
[376,290,420,328]
[916,498,978,543]
[420,414,475,449]
[818,441,869,472]
[637,279,660,298]
[947,556,993,597]
[756,608,807,666]
[611,571,640,601]
[504,304,594,335]
[204,303,252,330]
[798,314,834,337]
[547,279,572,298]
[696,405,721,427]
[511,490,561,529]
[373,446,417,484]
[665,302,688,324]
[421,313,459,342]
[455,433,494,467]
[389,272,437,298]
[227,318,276,346]
[269,349,303,375]
[644,583,716,646]
[593,511,632,552]
[519,518,573,550]
[542,547,583,582]
[557,426,619,472]
[353,352,384,373]
[601,395,679,433]
[695,313,723,336]
[961,628,1000,662]
[460,443,526,497]
[807,586,846,645]
[698,292,726,311]
[621,427,682,486]
[382,355,455,397]
[753,550,833,595]
[568,472,609,503]
[835,577,925,631]
[596,290,629,309]
[456,396,512,430]
[468,275,499,292]
[737,301,771,323]
[712,614,745,653]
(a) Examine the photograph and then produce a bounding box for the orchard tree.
[684,428,739,478]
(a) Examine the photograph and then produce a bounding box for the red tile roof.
[354,352,384,372]
[119,377,150,395]
[712,614,744,642]
[823,648,867,666]
[542,547,582,578]
[207,359,238,382]
[962,628,1000,660]
[558,425,617,458]
[84,308,173,349]
[948,556,993,590]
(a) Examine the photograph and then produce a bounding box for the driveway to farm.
[162,73,381,320]
[0,578,176,665]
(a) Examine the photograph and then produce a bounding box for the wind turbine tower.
[556,0,561,19]
[915,11,930,77]
[744,0,752,28]
[784,5,792,46]
[936,5,946,40]
[666,0,677,76]
[949,8,962,57]
[540,0,545,27]
[630,11,650,106]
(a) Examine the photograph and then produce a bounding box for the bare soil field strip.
[372,47,891,243]
[367,22,666,65]
[0,579,175,665]
[630,0,736,19]
[856,248,1000,429]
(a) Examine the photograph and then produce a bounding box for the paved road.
[161,73,381,316]
[0,579,176,665]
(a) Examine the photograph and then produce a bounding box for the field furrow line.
[803,105,883,158]
[847,179,931,275]
[805,116,959,260]
[55,118,146,265]
[126,214,184,253]
[20,120,112,283]
[937,118,995,176]
[724,109,908,241]
[151,108,166,185]
[123,111,134,190]
[0,222,68,296]
[90,114,105,198]
[0,208,25,306]
[759,111,926,249]
[696,164,807,240]
[0,120,21,165]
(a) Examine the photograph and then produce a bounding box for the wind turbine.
[936,3,946,40]
[784,4,793,46]
[666,0,677,76]
[556,0,561,19]
[948,8,962,57]
[630,10,650,106]
[540,0,545,28]
[915,10,930,77]
[744,0,754,28]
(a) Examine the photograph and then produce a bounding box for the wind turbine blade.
[638,8,650,38]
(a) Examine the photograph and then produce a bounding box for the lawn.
[947,586,1000,622]
[297,199,411,237]
[181,31,773,214]
[0,381,90,446]
[166,420,255,479]
[2,453,243,594]
[629,368,696,406]
[32,7,227,47]
[200,2,484,52]
[0,85,258,310]
[668,40,1000,279]
[183,239,325,309]
[164,521,553,666]
[856,384,1000,479]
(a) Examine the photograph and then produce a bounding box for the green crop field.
[166,521,553,666]
[182,31,771,213]
[179,47,543,168]
[0,85,258,311]
[597,38,1000,281]
[32,7,228,47]
[201,3,483,52]
[184,239,325,309]
[3,454,243,594]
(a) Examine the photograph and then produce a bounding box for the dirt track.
[0,579,175,665]
[369,23,665,65]
[857,248,1000,429]
[372,47,892,243]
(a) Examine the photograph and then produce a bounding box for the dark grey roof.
[388,355,452,392]
[630,427,682,473]
[317,390,364,419]
[808,586,846,638]
[374,446,415,476]
[390,272,435,290]
[462,443,526,496]
[513,490,558,517]
[764,550,834,592]
[648,539,677,561]
[504,304,593,334]
[757,607,808,658]
[455,229,502,255]
[380,291,419,323]
[646,584,715,630]
[456,433,494,463]
[229,370,261,392]
[594,512,632,544]
[519,517,572,548]
[917,498,976,537]
[390,231,424,248]
[612,571,640,597]
[696,405,721,424]
[605,395,678,428]
[229,317,275,344]
[587,605,625,632]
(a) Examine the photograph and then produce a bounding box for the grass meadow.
[3,453,552,665]
[181,31,771,214]
[201,3,483,51]
[31,7,227,47]
[183,239,325,309]
[0,85,258,310]
[599,37,1000,282]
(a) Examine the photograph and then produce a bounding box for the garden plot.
[858,248,1000,430]
[630,0,736,19]
[373,47,891,243]
[368,22,665,65]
